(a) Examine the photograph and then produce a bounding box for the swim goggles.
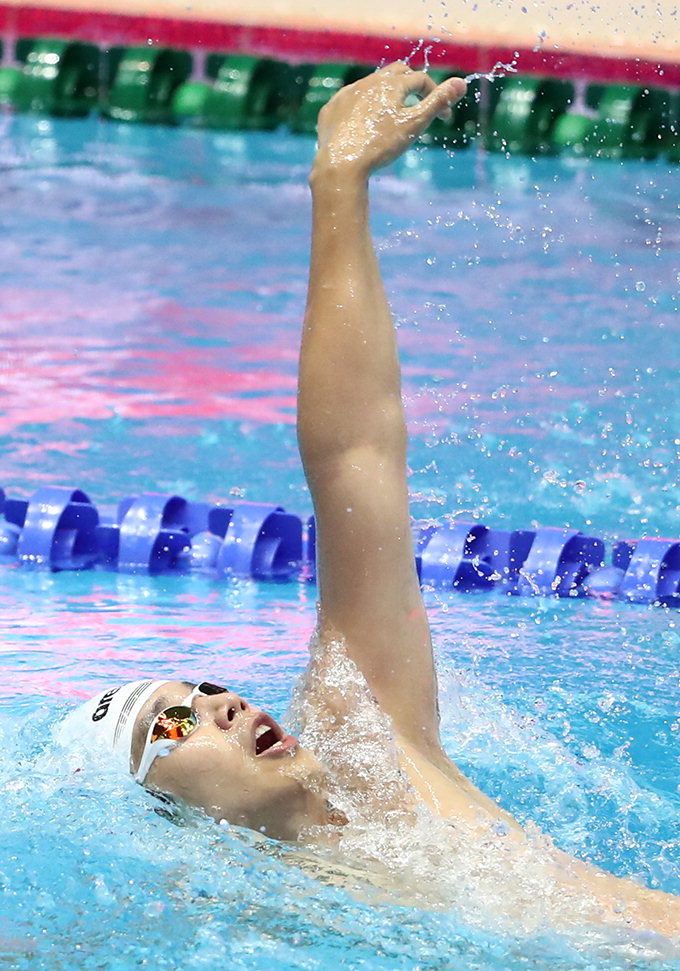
[135,681,227,784]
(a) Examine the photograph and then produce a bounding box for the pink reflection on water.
[0,582,314,703]
[1,292,298,431]
[0,285,149,329]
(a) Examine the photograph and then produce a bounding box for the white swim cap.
[55,680,170,772]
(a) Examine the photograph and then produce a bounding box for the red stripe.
[1,4,678,88]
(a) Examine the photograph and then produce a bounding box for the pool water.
[0,112,679,969]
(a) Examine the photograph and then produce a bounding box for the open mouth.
[253,715,297,757]
[255,722,280,754]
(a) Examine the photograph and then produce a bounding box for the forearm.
[298,163,405,471]
[298,66,466,470]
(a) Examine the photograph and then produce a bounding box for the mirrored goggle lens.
[150,706,198,743]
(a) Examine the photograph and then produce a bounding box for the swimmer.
[56,64,680,941]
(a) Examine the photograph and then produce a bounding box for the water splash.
[464,58,520,84]
[386,43,518,81]
[403,37,436,72]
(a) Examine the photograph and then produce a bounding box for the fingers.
[374,62,467,117]
[378,63,467,137]
[380,62,466,96]
[380,60,413,75]
[401,70,438,99]
[405,74,467,126]
[384,63,466,107]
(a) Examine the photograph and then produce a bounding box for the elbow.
[298,394,407,470]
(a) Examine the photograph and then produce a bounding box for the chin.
[216,773,329,841]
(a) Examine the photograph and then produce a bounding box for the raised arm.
[297,65,467,758]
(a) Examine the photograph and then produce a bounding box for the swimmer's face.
[130,681,329,841]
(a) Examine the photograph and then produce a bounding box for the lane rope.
[2,484,678,605]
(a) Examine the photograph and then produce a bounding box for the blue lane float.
[515,527,605,599]
[1,484,678,607]
[615,538,680,606]
[416,522,535,593]
[2,486,100,570]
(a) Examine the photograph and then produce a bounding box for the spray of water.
[402,37,436,72]
[393,38,520,84]
[464,58,520,84]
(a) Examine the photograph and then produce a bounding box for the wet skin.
[131,681,331,842]
[129,679,680,937]
[120,68,680,939]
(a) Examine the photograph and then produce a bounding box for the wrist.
[309,152,370,193]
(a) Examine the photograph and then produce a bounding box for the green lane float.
[8,38,99,116]
[486,76,574,155]
[0,66,20,107]
[587,84,671,160]
[0,33,677,162]
[103,46,193,124]
[0,37,17,107]
[173,53,305,130]
[551,84,673,159]
[550,110,594,156]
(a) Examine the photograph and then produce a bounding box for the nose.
[194,689,249,729]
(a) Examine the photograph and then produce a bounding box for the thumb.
[410,77,467,127]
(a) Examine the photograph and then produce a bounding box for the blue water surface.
[0,112,679,969]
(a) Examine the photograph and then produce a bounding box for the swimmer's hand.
[313,62,467,179]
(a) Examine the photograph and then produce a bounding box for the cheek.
[148,737,247,804]
[145,737,319,825]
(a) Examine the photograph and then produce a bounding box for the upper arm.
[302,408,442,756]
